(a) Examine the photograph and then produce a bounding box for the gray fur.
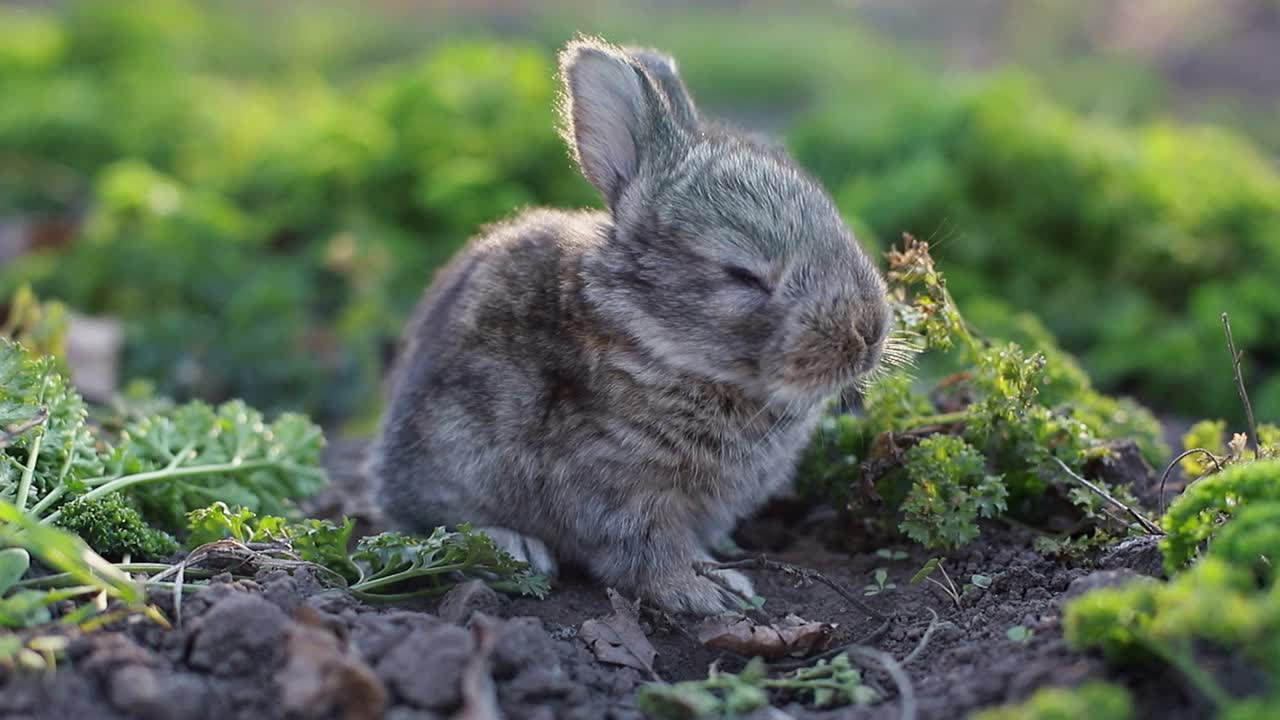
[369,36,891,614]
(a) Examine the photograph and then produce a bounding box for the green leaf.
[351,525,550,600]
[0,548,30,595]
[971,574,993,589]
[0,500,142,608]
[1006,625,1031,644]
[911,558,941,584]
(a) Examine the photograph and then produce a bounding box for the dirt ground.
[0,439,1204,720]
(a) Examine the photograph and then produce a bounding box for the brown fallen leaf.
[697,613,836,659]
[579,588,660,679]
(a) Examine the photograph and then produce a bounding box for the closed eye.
[723,265,772,294]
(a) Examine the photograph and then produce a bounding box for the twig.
[1222,313,1260,457]
[0,410,48,450]
[1158,449,1223,516]
[899,608,940,667]
[703,556,888,621]
[847,645,917,720]
[1049,457,1163,535]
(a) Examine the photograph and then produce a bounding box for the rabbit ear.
[624,47,699,131]
[558,37,681,207]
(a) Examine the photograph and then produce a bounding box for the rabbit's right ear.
[558,37,681,208]
[625,47,699,131]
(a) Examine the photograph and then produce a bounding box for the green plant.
[970,681,1133,720]
[1006,625,1034,646]
[182,501,549,600]
[863,568,895,596]
[910,557,963,608]
[800,236,1161,550]
[900,436,1007,549]
[0,499,159,630]
[636,653,877,719]
[0,332,327,559]
[1065,456,1280,715]
[1160,460,1280,573]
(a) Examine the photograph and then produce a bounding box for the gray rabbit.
[369,36,895,613]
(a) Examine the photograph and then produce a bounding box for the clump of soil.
[0,440,1204,720]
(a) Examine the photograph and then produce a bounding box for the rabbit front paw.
[645,568,756,615]
[476,526,558,576]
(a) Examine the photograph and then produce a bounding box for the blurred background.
[2,0,1278,435]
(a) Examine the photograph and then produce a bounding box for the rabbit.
[368,36,894,614]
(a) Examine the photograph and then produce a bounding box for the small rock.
[187,592,289,675]
[438,580,505,624]
[1099,535,1165,578]
[1085,440,1156,497]
[1058,569,1149,609]
[377,625,472,710]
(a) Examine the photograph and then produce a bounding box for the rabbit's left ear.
[558,36,685,208]
[624,47,699,131]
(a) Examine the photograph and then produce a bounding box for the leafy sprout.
[637,653,877,719]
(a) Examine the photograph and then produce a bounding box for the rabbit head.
[560,37,895,405]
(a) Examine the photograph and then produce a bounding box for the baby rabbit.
[369,36,892,614]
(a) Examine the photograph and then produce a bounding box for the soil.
[0,439,1207,720]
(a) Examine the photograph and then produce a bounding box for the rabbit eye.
[724,265,771,294]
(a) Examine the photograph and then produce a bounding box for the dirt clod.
[440,579,507,624]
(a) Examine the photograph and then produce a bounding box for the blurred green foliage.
[970,681,1134,720]
[0,1,594,425]
[791,74,1280,421]
[2,0,1280,428]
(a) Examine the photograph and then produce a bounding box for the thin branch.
[899,608,940,667]
[0,409,48,449]
[1222,313,1259,457]
[1049,457,1163,535]
[1158,448,1223,516]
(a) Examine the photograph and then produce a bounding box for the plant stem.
[1049,456,1163,535]
[1221,313,1260,457]
[14,374,52,511]
[349,562,472,594]
[16,564,214,589]
[39,460,323,525]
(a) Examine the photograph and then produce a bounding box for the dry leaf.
[697,613,836,659]
[579,588,659,679]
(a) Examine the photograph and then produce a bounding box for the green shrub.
[900,436,1007,549]
[1161,460,1280,573]
[801,237,1162,548]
